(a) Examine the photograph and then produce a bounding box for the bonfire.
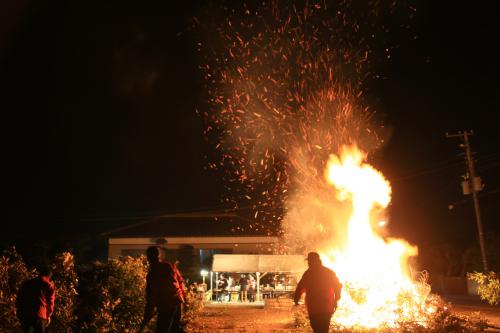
[319,145,432,328]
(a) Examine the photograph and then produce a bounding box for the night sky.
[1,1,499,254]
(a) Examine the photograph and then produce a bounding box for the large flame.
[319,145,430,328]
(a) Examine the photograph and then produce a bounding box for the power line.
[446,130,489,272]
[392,151,500,182]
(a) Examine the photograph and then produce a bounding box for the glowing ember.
[196,1,435,328]
[320,145,430,328]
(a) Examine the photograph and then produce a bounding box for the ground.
[190,306,295,332]
[188,296,500,333]
[443,295,500,332]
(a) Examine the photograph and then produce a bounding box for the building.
[104,213,279,282]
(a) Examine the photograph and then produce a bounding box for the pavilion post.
[256,272,261,302]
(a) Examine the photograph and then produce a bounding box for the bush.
[0,247,36,332]
[77,256,151,332]
[50,252,79,332]
[468,271,500,306]
[182,285,204,332]
[0,248,79,332]
[1,248,203,332]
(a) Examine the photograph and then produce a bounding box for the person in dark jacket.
[16,266,56,333]
[238,274,248,302]
[294,252,342,333]
[216,274,228,302]
[141,246,186,333]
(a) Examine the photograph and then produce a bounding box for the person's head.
[146,246,161,263]
[306,252,321,267]
[38,266,52,279]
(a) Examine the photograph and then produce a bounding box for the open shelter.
[212,254,307,302]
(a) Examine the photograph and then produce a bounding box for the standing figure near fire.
[238,274,248,302]
[141,246,186,333]
[294,252,342,333]
[16,266,56,333]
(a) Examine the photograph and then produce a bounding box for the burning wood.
[318,145,431,328]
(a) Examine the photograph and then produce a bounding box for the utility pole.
[446,130,488,272]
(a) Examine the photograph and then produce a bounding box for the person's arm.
[46,282,56,320]
[143,273,155,323]
[332,271,342,302]
[174,265,187,295]
[293,272,307,305]
[169,263,186,303]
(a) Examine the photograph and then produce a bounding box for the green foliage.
[50,252,79,332]
[0,248,79,332]
[0,247,36,332]
[182,285,204,333]
[1,249,203,332]
[468,271,500,306]
[78,256,151,332]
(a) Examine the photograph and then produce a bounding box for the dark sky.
[1,1,499,249]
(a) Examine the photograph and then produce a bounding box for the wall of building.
[107,236,278,283]
[108,236,278,259]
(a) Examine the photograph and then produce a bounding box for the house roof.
[212,254,306,273]
[103,213,278,238]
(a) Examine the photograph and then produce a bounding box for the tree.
[468,271,500,306]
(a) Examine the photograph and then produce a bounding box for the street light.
[200,270,208,285]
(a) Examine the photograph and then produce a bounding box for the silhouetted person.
[216,274,228,302]
[238,274,248,302]
[294,252,342,333]
[140,246,186,333]
[16,266,55,333]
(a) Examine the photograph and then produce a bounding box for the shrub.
[78,256,151,332]
[182,285,204,332]
[50,252,79,332]
[0,247,36,332]
[0,248,79,332]
[468,271,500,306]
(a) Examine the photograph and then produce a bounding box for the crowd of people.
[215,273,258,302]
[15,248,341,333]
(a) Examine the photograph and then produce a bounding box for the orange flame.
[320,145,430,328]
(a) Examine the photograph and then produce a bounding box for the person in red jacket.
[294,252,342,333]
[141,246,186,333]
[16,266,56,333]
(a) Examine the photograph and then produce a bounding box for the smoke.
[195,0,411,251]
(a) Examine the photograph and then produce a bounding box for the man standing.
[141,246,186,333]
[216,274,228,302]
[16,267,56,333]
[294,252,342,333]
[238,274,248,302]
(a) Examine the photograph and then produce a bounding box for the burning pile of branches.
[195,1,491,331]
[294,294,488,333]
